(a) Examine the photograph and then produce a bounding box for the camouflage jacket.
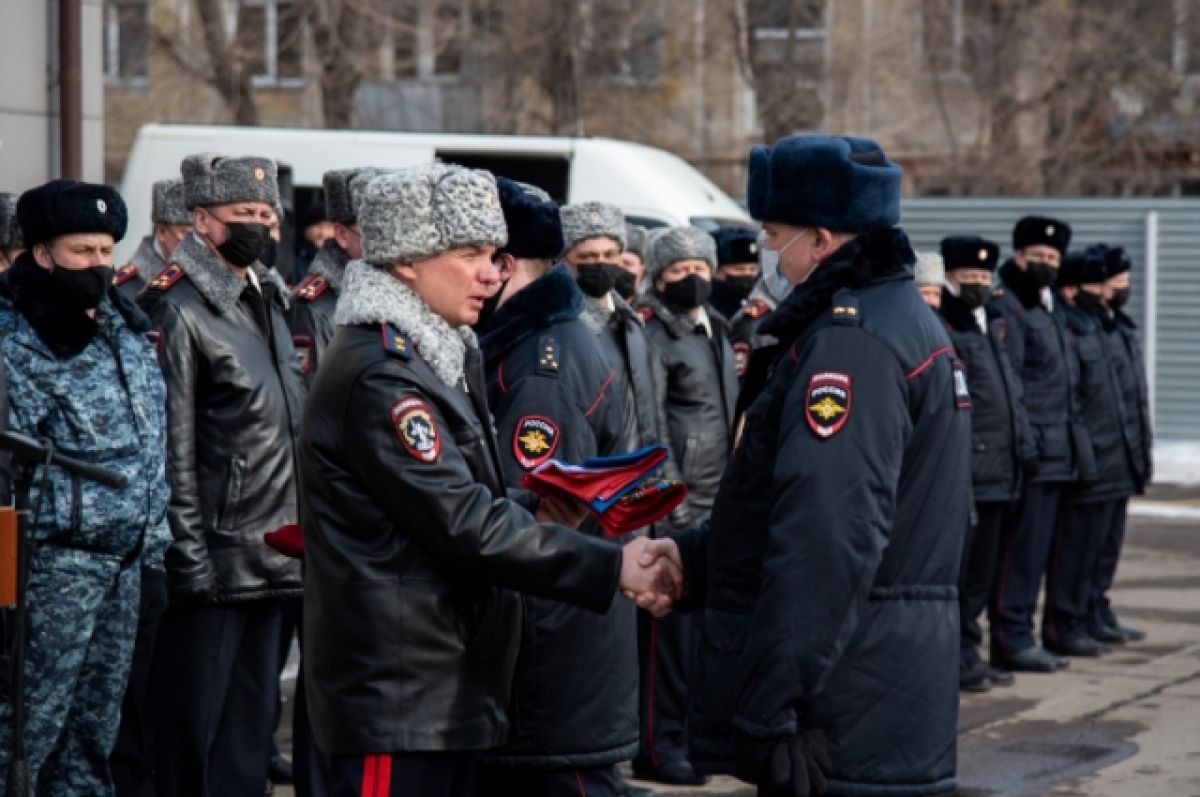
[0,254,170,565]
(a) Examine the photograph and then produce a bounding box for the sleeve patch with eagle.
[391,397,441,462]
[513,415,560,470]
[805,371,852,439]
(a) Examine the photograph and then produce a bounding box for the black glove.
[734,729,832,796]
[1021,457,1040,482]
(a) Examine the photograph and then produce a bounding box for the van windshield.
[689,217,758,233]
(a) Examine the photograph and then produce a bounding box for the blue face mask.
[760,229,808,300]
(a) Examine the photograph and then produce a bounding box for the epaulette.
[536,334,560,377]
[992,288,1005,298]
[146,263,185,293]
[113,264,140,287]
[380,322,411,361]
[293,274,329,303]
[742,298,771,320]
[636,306,654,324]
[831,291,861,326]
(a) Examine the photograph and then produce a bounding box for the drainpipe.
[59,0,82,179]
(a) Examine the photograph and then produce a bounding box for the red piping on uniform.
[1043,509,1068,644]
[584,371,616,418]
[905,346,955,380]
[789,339,799,362]
[360,753,391,797]
[575,770,588,797]
[993,520,1015,654]
[646,616,659,768]
[497,360,507,393]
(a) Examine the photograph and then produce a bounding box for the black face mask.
[660,274,712,311]
[1109,287,1131,311]
[614,269,639,300]
[1074,289,1104,314]
[720,275,757,301]
[1025,260,1057,289]
[52,263,114,310]
[958,283,991,311]
[215,221,271,268]
[575,263,621,298]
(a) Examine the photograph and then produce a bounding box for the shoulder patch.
[294,274,329,303]
[636,306,654,324]
[742,298,771,320]
[513,415,560,470]
[113,264,140,287]
[806,371,852,439]
[391,397,440,462]
[952,358,972,410]
[536,335,561,376]
[292,334,314,375]
[732,340,751,378]
[380,323,412,361]
[146,263,184,293]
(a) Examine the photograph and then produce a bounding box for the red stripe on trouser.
[361,754,392,797]
[575,770,587,797]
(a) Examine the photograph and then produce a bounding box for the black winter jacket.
[478,265,638,768]
[1104,311,1153,492]
[939,290,1035,503]
[728,281,781,384]
[139,233,304,602]
[298,261,623,755]
[286,240,346,387]
[1060,301,1136,504]
[676,229,971,796]
[113,234,164,302]
[993,261,1081,484]
[639,292,738,526]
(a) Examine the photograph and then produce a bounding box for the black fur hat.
[1103,245,1132,277]
[1058,247,1107,287]
[496,176,564,260]
[940,236,1000,272]
[1013,215,1071,255]
[712,227,759,268]
[17,179,128,247]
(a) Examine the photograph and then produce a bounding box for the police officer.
[0,193,24,271]
[633,226,738,787]
[139,154,306,797]
[1042,247,1134,657]
[642,135,972,796]
[939,236,1034,692]
[288,167,384,387]
[708,227,760,320]
[113,178,191,301]
[989,215,1079,673]
[727,239,790,387]
[472,177,640,796]
[617,222,648,302]
[297,165,676,797]
[1089,246,1150,643]
[0,180,170,794]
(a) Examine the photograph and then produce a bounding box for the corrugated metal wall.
[900,199,1200,442]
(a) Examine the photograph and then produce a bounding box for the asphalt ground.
[274,490,1200,796]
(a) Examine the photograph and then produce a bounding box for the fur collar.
[759,227,914,341]
[171,232,289,313]
[939,289,983,333]
[638,290,728,339]
[306,240,350,293]
[998,259,1043,309]
[7,253,152,359]
[335,259,477,387]
[479,265,584,363]
[128,235,165,282]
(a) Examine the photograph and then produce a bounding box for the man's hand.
[618,537,685,617]
[535,493,590,528]
[734,729,831,796]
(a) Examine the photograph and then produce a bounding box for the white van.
[115,124,753,265]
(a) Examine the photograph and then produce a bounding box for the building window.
[386,1,469,81]
[748,0,828,132]
[233,0,306,87]
[104,0,149,85]
[916,0,967,81]
[587,0,663,86]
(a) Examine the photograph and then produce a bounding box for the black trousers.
[153,599,284,797]
[959,502,1009,670]
[328,752,473,797]
[990,483,1062,655]
[635,608,693,770]
[475,762,621,797]
[1088,497,1130,632]
[1043,499,1116,646]
[294,659,333,797]
[111,566,169,797]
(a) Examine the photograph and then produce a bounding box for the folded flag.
[520,445,687,537]
[265,523,304,558]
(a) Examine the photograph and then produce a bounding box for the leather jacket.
[286,239,347,387]
[138,232,305,603]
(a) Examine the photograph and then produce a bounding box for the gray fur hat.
[181,152,281,211]
[561,201,626,253]
[359,164,508,267]
[914,251,945,286]
[625,223,648,258]
[151,178,191,225]
[645,225,717,280]
[0,192,22,250]
[324,167,387,225]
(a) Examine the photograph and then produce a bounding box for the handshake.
[619,537,684,617]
